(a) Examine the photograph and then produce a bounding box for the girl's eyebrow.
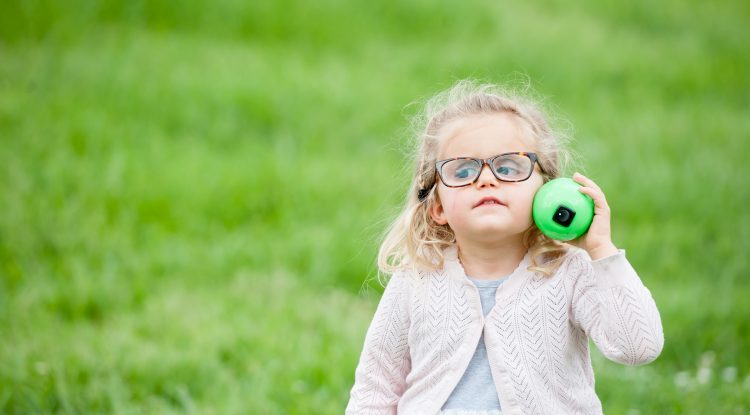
[442,151,530,159]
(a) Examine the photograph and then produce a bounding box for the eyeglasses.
[435,152,539,187]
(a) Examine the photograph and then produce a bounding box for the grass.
[1,0,749,413]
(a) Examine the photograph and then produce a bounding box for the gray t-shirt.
[441,275,508,412]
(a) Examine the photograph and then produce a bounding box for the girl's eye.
[454,166,478,179]
[451,160,480,179]
[496,165,520,176]
[495,158,527,177]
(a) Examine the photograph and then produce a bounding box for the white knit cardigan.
[346,246,664,415]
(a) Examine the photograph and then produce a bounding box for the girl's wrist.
[588,243,619,261]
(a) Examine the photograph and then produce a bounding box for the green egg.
[532,178,594,241]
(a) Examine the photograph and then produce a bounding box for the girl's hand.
[566,172,619,261]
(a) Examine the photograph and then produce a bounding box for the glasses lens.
[441,159,481,186]
[491,154,532,181]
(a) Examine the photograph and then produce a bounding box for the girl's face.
[430,112,545,244]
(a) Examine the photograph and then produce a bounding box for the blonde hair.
[378,79,578,279]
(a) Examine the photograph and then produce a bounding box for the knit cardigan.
[345,246,664,415]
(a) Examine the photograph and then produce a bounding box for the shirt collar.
[443,244,532,283]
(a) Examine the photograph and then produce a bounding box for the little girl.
[345,81,664,415]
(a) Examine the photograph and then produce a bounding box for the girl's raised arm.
[569,250,665,366]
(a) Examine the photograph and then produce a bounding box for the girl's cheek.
[446,196,463,216]
[446,195,471,227]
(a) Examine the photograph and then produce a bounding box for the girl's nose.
[475,163,499,187]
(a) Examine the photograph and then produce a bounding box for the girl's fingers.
[578,186,610,213]
[572,174,615,254]
[574,173,608,206]
[573,172,602,193]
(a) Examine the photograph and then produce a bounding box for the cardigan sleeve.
[569,249,665,366]
[345,272,412,415]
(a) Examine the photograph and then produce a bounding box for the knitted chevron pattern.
[346,247,664,415]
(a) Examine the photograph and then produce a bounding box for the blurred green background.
[1,0,748,413]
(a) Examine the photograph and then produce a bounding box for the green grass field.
[1,0,749,413]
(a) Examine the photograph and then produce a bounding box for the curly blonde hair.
[378,80,579,279]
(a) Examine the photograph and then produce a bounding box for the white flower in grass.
[696,367,712,384]
[696,350,715,385]
[674,371,691,389]
[721,367,737,383]
[698,350,715,368]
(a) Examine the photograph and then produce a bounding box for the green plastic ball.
[532,178,594,241]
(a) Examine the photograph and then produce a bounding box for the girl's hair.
[378,79,578,279]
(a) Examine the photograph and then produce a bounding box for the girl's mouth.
[474,196,506,208]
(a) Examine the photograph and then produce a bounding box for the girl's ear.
[429,197,449,225]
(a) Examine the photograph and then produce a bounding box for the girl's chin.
[458,222,531,239]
